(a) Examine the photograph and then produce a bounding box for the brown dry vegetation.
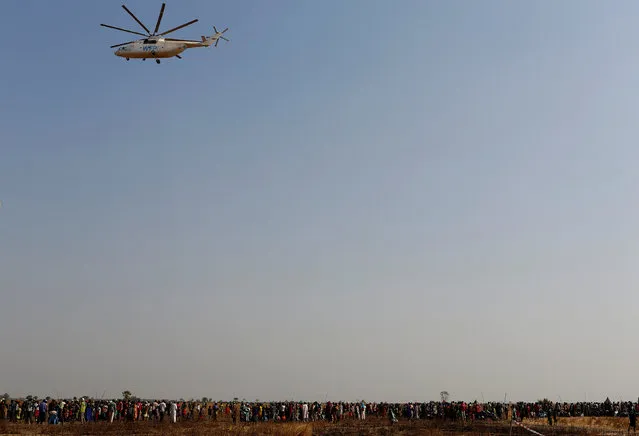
[0,417,633,436]
[520,416,630,434]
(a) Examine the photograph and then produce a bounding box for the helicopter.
[101,3,229,64]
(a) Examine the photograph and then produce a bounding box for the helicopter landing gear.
[156,59,161,64]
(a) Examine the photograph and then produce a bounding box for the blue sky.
[2,0,639,403]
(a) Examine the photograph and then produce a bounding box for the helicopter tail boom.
[200,26,230,47]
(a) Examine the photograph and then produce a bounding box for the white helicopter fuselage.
[102,3,229,63]
[115,36,214,59]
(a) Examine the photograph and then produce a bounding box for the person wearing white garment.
[159,401,166,422]
[302,403,309,422]
[108,400,116,423]
[169,401,177,423]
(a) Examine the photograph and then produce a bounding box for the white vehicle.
[101,3,229,64]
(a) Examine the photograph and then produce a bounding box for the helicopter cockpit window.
[143,39,158,44]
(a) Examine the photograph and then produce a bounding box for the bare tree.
[440,391,449,403]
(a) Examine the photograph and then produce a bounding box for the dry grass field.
[0,417,633,436]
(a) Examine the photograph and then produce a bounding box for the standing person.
[169,401,177,423]
[38,399,48,424]
[232,402,240,424]
[388,405,397,424]
[58,400,65,425]
[107,400,115,423]
[80,398,86,423]
[24,399,34,424]
[629,406,636,434]
[159,400,166,422]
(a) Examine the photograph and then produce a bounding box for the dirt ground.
[0,417,632,436]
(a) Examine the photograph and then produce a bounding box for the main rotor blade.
[221,36,229,41]
[164,38,201,43]
[111,40,136,48]
[158,19,198,36]
[101,23,147,37]
[121,4,151,35]
[153,3,166,35]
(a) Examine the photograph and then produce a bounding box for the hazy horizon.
[3,0,639,404]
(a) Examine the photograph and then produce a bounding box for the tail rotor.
[213,26,230,47]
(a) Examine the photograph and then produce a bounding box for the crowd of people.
[0,395,637,426]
